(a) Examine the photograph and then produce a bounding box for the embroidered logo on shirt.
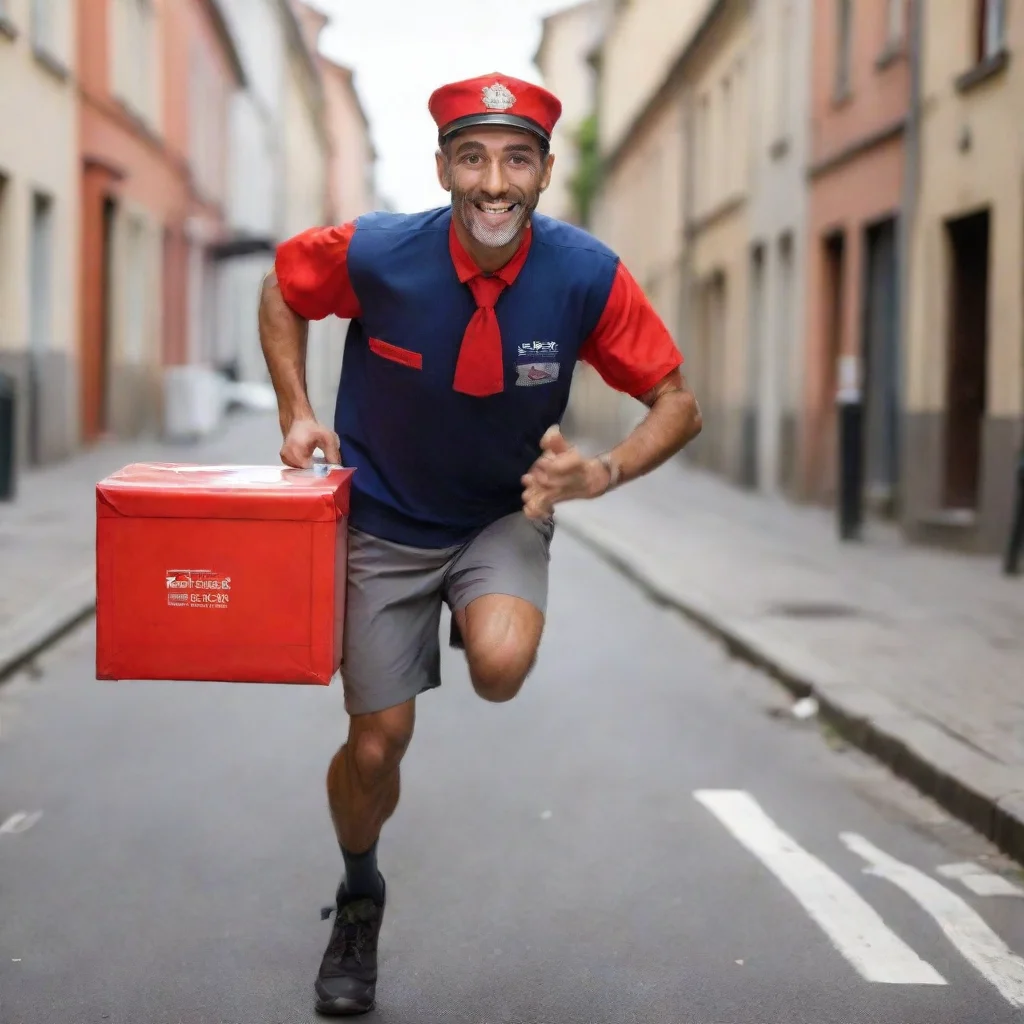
[516,341,559,386]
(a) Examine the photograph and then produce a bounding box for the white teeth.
[479,203,515,214]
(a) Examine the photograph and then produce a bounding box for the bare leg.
[326,698,416,854]
[455,594,545,703]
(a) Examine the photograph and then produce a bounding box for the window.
[31,0,54,51]
[29,192,53,356]
[977,0,1006,61]
[835,0,853,98]
[113,0,157,125]
[775,1,793,140]
[884,0,905,48]
[0,175,9,344]
[123,214,146,364]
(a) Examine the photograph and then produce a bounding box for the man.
[259,72,702,1016]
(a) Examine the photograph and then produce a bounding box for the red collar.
[448,216,532,286]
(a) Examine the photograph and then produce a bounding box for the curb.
[558,512,1024,867]
[0,570,96,683]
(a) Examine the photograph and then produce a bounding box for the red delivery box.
[95,462,355,685]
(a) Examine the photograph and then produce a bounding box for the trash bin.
[0,372,15,502]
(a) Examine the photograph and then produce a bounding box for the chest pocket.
[368,336,422,371]
[513,340,562,389]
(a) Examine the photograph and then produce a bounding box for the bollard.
[1003,442,1024,576]
[836,354,863,542]
[0,372,15,502]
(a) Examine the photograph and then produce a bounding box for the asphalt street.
[2,529,1024,1024]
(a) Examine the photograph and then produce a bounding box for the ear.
[435,149,451,192]
[539,153,555,193]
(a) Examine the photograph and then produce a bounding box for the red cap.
[428,73,562,145]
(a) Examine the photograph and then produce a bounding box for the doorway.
[99,196,116,435]
[28,192,54,465]
[819,229,846,500]
[746,244,766,489]
[943,209,989,510]
[861,216,900,516]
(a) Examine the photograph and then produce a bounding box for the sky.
[308,0,578,214]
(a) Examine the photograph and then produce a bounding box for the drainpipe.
[895,0,923,525]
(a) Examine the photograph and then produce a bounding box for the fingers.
[280,441,310,469]
[318,428,342,466]
[279,422,341,470]
[540,424,572,456]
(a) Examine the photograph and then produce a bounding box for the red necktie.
[449,220,532,398]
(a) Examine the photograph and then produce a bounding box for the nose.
[481,157,508,199]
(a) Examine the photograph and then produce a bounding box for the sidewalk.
[556,454,1024,862]
[0,411,283,680]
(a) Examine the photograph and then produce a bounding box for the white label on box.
[166,569,231,609]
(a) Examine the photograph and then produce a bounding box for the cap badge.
[482,82,516,111]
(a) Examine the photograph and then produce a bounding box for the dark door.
[943,210,989,509]
[862,217,900,515]
[99,196,116,435]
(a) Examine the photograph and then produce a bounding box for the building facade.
[685,0,753,485]
[903,0,1023,554]
[0,0,79,466]
[214,0,288,387]
[284,0,342,426]
[802,0,912,510]
[566,0,707,447]
[533,0,612,225]
[746,0,812,496]
[77,0,244,444]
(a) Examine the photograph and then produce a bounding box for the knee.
[469,642,536,703]
[348,707,414,786]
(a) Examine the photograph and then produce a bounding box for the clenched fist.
[521,425,608,519]
[280,417,341,469]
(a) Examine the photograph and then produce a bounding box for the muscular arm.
[259,223,361,466]
[258,269,315,434]
[593,366,702,493]
[522,265,703,516]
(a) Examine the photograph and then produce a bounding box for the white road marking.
[937,862,1024,898]
[695,790,946,985]
[0,811,43,835]
[844,833,1024,1008]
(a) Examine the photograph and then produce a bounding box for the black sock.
[342,841,384,902]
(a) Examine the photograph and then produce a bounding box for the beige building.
[746,0,812,496]
[569,0,711,446]
[281,1,338,425]
[0,0,79,466]
[904,0,1024,554]
[685,0,753,483]
[533,0,612,225]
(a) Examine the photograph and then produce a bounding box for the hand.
[280,417,341,469]
[521,426,608,519]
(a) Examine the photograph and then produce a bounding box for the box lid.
[96,463,355,521]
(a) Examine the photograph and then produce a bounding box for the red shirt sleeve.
[579,261,683,397]
[274,222,362,321]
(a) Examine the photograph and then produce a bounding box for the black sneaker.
[314,877,386,1016]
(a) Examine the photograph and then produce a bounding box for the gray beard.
[453,192,536,250]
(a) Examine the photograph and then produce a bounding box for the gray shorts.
[339,511,555,715]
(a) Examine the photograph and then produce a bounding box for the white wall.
[747,0,812,493]
[0,0,80,462]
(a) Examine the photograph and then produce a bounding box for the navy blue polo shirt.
[275,207,682,548]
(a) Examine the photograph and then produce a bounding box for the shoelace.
[321,903,373,967]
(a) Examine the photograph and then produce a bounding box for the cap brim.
[439,113,550,144]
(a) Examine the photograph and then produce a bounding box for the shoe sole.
[314,995,375,1017]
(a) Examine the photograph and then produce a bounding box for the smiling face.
[436,125,555,260]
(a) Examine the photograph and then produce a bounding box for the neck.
[452,212,527,273]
